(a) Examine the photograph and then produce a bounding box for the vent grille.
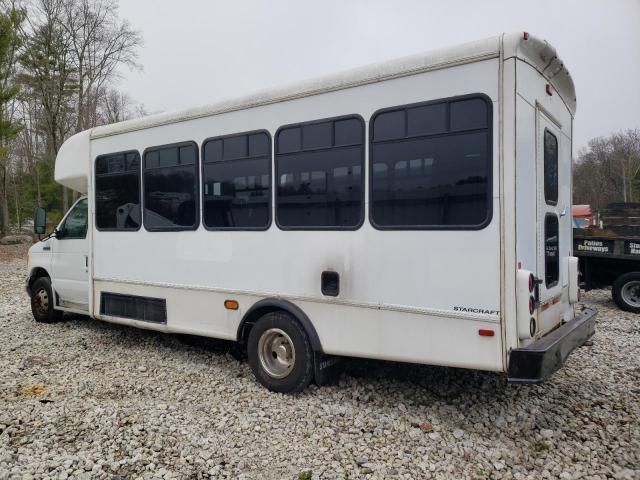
[100,292,167,324]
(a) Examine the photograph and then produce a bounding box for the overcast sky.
[117,0,640,153]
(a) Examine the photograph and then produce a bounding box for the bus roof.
[55,32,576,193]
[91,32,576,140]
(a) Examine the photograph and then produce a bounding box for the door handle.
[43,245,50,251]
[321,271,339,297]
[85,255,88,271]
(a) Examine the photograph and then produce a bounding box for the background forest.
[0,0,638,237]
[0,0,141,235]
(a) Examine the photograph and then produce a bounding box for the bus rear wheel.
[612,272,640,313]
[248,311,314,393]
[30,277,63,323]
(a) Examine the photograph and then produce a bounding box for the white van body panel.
[32,32,578,376]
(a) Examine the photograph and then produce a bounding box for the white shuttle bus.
[27,33,596,393]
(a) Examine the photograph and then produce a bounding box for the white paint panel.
[90,59,502,368]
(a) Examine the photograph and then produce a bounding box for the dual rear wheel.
[247,311,315,393]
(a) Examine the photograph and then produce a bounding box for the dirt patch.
[17,385,47,397]
[0,243,30,263]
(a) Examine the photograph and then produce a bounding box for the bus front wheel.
[30,277,63,323]
[248,311,314,393]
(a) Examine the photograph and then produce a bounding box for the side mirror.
[34,207,47,235]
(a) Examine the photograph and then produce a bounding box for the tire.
[30,277,63,323]
[612,272,640,313]
[247,311,314,393]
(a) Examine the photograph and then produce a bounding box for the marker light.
[546,84,553,96]
[523,32,530,40]
[224,300,239,310]
[528,274,535,292]
[478,329,495,337]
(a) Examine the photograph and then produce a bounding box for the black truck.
[573,203,640,313]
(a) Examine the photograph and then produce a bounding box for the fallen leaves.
[412,421,433,433]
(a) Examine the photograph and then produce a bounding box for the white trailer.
[27,32,596,392]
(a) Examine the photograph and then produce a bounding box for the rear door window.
[544,129,558,205]
[545,214,559,287]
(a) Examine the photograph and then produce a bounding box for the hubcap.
[35,288,49,315]
[257,328,296,379]
[621,280,640,307]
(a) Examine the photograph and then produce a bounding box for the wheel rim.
[621,280,640,307]
[34,288,49,316]
[257,328,296,379]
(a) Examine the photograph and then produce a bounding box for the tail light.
[529,296,536,315]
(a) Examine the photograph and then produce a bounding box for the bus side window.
[370,95,492,230]
[95,151,141,231]
[143,142,199,231]
[202,131,271,230]
[275,116,364,229]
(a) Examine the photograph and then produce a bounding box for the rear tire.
[30,277,63,323]
[247,311,314,393]
[612,272,640,313]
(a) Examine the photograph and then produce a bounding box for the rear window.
[544,129,558,205]
[545,214,559,287]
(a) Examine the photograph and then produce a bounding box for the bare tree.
[610,130,640,203]
[61,0,141,133]
[574,129,640,210]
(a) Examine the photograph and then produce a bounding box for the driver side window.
[60,199,88,239]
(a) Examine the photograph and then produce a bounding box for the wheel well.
[28,267,50,291]
[237,299,322,352]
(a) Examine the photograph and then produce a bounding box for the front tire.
[30,277,63,323]
[247,311,314,393]
[612,272,640,313]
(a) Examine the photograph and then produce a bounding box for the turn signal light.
[528,274,535,292]
[224,300,239,310]
[529,296,536,315]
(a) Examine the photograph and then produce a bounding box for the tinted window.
[60,199,88,239]
[370,96,492,229]
[95,151,141,230]
[143,142,198,230]
[276,116,364,229]
[202,131,271,229]
[545,214,559,287]
[450,98,488,131]
[544,129,558,205]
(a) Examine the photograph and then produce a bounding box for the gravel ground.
[1,256,638,480]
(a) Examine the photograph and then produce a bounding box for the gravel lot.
[1,254,638,480]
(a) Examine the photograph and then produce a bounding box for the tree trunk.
[622,162,628,202]
[1,166,9,234]
[13,177,20,231]
[35,164,41,207]
[62,185,68,212]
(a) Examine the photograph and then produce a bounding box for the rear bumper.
[508,307,597,384]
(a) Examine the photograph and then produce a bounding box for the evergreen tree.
[0,6,23,234]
